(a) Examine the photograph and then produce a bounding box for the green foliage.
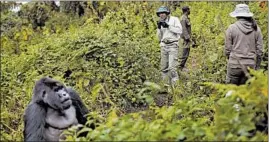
[63,70,267,141]
[0,1,268,141]
[206,69,268,141]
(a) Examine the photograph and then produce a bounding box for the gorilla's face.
[55,88,72,109]
[43,84,72,111]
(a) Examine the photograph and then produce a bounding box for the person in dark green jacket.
[179,6,192,71]
[225,4,263,85]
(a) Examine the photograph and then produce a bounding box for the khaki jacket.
[225,19,263,67]
[157,16,182,46]
[180,14,191,40]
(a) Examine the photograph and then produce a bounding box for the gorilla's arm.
[24,102,47,141]
[66,87,94,137]
[66,87,89,125]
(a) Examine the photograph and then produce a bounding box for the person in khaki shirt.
[156,6,182,86]
[225,4,263,85]
[179,6,192,71]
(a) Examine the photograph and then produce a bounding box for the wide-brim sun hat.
[230,4,253,17]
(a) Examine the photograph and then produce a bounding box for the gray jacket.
[225,19,263,67]
[157,16,182,46]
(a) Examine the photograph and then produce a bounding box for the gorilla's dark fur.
[23,77,88,141]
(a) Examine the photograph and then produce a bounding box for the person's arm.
[225,27,233,59]
[255,27,263,69]
[168,17,182,34]
[181,17,190,40]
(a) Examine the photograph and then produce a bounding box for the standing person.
[225,4,263,85]
[156,6,182,86]
[179,6,192,71]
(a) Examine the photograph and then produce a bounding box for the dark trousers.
[179,39,191,69]
[226,65,255,85]
[179,48,190,69]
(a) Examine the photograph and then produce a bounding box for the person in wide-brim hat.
[224,4,263,86]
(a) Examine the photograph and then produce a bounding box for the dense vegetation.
[1,1,268,141]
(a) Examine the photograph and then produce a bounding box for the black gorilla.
[23,77,89,141]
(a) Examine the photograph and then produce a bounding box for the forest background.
[0,1,268,141]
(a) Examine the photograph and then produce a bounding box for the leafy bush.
[64,69,267,141]
[0,1,267,141]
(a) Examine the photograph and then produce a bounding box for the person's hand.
[255,55,262,70]
[191,40,197,48]
[184,35,190,41]
[255,65,260,70]
[162,22,169,28]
